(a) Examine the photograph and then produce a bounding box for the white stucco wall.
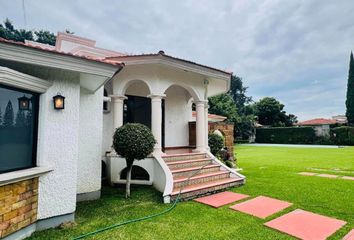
[165,86,191,147]
[77,87,103,194]
[36,73,80,220]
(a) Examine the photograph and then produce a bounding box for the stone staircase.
[162,152,244,201]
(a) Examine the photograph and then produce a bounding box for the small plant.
[112,123,156,198]
[208,133,224,156]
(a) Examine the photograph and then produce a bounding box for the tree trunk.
[125,160,134,198]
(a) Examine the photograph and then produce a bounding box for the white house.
[0,32,244,239]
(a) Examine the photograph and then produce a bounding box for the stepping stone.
[342,176,354,181]
[317,173,339,178]
[194,191,249,208]
[343,229,354,240]
[264,209,346,240]
[229,196,292,219]
[298,172,317,176]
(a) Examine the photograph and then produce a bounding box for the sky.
[1,0,354,121]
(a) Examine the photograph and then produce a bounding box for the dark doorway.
[120,165,150,181]
[123,95,165,148]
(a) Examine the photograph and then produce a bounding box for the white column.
[110,95,127,131]
[204,101,209,150]
[149,94,165,155]
[195,100,207,152]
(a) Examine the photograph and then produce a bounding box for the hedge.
[256,127,316,144]
[330,126,354,145]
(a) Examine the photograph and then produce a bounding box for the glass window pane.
[0,84,38,173]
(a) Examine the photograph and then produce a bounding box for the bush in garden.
[112,123,156,198]
[208,133,224,156]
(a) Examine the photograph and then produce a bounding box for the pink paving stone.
[194,191,249,208]
[317,173,339,178]
[343,229,354,240]
[342,176,354,181]
[264,209,347,240]
[229,196,292,219]
[298,172,317,176]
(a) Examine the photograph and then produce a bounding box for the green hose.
[72,162,210,240]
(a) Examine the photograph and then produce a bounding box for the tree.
[346,52,354,125]
[3,100,14,127]
[0,18,57,46]
[228,75,252,112]
[253,97,296,127]
[208,133,224,156]
[15,110,27,127]
[208,93,238,122]
[0,107,2,126]
[112,123,155,198]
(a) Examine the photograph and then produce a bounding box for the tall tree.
[228,75,252,112]
[3,100,14,127]
[34,30,56,46]
[346,51,354,125]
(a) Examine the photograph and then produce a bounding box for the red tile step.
[166,158,212,170]
[343,229,354,240]
[194,191,249,208]
[171,177,243,196]
[171,164,220,176]
[230,196,292,219]
[265,209,346,240]
[173,170,230,188]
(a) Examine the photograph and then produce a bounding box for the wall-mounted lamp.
[18,95,30,111]
[53,93,65,110]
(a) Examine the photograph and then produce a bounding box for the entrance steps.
[162,152,244,201]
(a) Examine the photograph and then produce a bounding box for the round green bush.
[113,123,156,161]
[208,133,224,155]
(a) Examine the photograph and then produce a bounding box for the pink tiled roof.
[0,38,123,67]
[297,118,337,126]
[107,51,232,75]
[192,111,227,121]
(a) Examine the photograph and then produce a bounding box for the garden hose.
[72,162,211,240]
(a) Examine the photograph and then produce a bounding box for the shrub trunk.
[125,159,134,198]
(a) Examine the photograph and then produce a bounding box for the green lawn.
[28,145,354,240]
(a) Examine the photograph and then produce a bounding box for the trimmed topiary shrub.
[256,127,316,144]
[330,126,354,145]
[208,133,224,155]
[113,123,156,198]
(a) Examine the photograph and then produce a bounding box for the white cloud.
[1,0,353,119]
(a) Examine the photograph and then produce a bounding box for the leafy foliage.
[0,18,56,45]
[256,127,316,144]
[208,94,238,122]
[346,52,354,125]
[228,75,252,112]
[253,97,297,127]
[113,123,156,162]
[330,126,354,145]
[112,123,155,198]
[208,133,224,155]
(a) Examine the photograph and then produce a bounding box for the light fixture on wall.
[18,95,30,111]
[53,93,65,110]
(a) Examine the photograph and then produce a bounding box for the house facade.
[0,32,244,239]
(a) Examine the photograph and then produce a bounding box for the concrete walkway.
[240,143,344,148]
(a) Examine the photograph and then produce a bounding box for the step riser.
[171,180,244,201]
[172,166,220,178]
[167,160,212,170]
[174,173,230,189]
[163,154,207,162]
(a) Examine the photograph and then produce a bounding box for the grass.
[28,145,354,240]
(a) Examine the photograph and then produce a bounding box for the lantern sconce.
[53,93,65,110]
[18,95,30,111]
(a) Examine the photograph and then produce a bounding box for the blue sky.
[1,0,354,120]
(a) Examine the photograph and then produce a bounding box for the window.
[0,84,39,173]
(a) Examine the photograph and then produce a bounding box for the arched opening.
[164,85,197,150]
[103,88,108,111]
[122,80,152,129]
[120,165,150,181]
